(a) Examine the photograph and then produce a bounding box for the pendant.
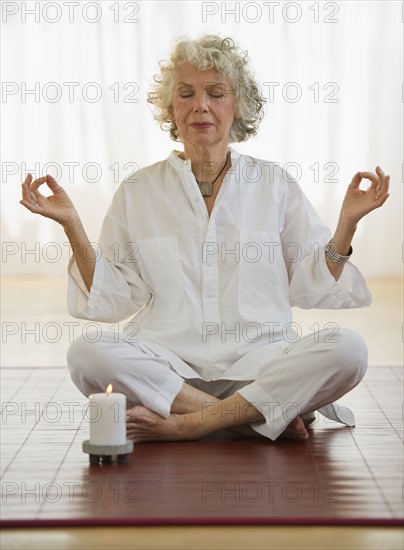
[198,182,213,197]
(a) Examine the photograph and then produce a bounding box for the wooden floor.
[1,366,403,524]
[0,277,403,549]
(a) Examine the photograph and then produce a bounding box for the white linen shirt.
[67,148,372,381]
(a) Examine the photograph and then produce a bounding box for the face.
[170,63,239,151]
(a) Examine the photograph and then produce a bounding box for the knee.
[331,328,368,383]
[66,332,113,393]
[67,333,95,376]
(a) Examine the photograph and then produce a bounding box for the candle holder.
[82,439,134,465]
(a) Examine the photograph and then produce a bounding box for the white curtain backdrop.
[1,0,402,277]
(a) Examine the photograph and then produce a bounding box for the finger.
[21,182,30,201]
[22,174,33,195]
[30,176,48,194]
[375,166,390,200]
[375,176,390,200]
[19,199,41,213]
[380,192,390,204]
[373,192,390,208]
[21,182,37,205]
[357,171,379,188]
[30,175,64,204]
[347,172,362,189]
[375,166,387,194]
[374,173,390,200]
[375,165,385,177]
[23,173,33,186]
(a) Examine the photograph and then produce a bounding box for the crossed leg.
[68,328,367,445]
[125,382,309,443]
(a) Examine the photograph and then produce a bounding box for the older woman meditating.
[20,35,390,442]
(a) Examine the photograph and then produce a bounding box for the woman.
[20,35,390,442]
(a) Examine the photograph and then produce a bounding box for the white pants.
[67,328,367,441]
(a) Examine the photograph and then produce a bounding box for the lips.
[190,123,213,128]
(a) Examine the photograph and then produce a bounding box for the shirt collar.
[168,146,240,171]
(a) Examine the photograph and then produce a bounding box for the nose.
[193,90,209,112]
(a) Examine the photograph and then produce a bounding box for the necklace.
[195,152,230,197]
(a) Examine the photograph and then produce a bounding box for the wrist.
[325,242,353,263]
[62,212,82,234]
[331,220,356,256]
[336,214,358,236]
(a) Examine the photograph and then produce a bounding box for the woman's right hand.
[21,173,96,290]
[20,174,78,228]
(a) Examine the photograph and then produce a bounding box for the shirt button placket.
[202,220,220,324]
[201,219,220,376]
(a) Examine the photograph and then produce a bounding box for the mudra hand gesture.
[340,166,390,227]
[20,173,94,290]
[20,173,78,228]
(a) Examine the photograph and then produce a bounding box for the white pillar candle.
[88,384,126,445]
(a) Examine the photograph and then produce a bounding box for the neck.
[180,144,230,183]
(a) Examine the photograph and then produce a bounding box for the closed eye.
[180,92,224,99]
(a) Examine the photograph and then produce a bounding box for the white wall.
[1,1,401,277]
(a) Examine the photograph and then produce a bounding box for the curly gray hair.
[147,35,266,143]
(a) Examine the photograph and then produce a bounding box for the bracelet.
[324,242,353,263]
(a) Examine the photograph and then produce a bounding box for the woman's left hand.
[340,166,390,226]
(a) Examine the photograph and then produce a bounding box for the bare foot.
[126,406,193,443]
[279,416,309,441]
[126,407,309,443]
[230,416,309,441]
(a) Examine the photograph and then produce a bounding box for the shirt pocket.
[137,235,188,326]
[238,230,288,322]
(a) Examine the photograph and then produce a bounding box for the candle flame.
[106,384,113,395]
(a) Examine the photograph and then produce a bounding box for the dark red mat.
[1,367,403,526]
